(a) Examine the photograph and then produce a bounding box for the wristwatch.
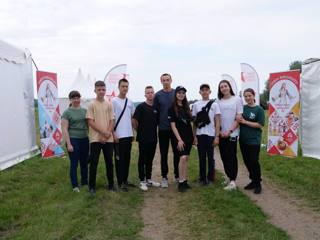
[229,129,233,134]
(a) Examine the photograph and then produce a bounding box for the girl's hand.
[213,137,219,146]
[177,140,185,151]
[67,143,74,152]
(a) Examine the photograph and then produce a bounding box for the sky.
[1,0,319,101]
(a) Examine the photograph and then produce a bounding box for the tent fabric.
[0,40,39,170]
[67,69,96,98]
[301,58,320,160]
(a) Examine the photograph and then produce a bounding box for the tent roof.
[68,69,95,98]
[0,39,28,64]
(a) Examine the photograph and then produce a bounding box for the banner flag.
[221,74,238,96]
[103,64,128,100]
[240,63,260,105]
[267,70,300,157]
[36,71,64,158]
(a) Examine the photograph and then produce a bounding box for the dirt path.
[215,149,320,240]
[140,150,185,240]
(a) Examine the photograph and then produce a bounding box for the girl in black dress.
[168,86,194,192]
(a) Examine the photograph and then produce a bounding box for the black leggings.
[218,137,238,181]
[240,142,262,184]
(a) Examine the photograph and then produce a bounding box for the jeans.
[138,141,157,181]
[67,137,89,188]
[197,135,215,182]
[240,142,262,184]
[114,137,133,186]
[89,142,114,189]
[158,130,179,179]
[218,137,238,181]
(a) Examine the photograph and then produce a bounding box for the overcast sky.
[1,0,319,101]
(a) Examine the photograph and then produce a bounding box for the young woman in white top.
[217,80,243,190]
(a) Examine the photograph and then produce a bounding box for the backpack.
[195,100,214,129]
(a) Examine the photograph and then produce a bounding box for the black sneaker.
[200,180,208,186]
[88,188,96,197]
[178,182,187,192]
[244,182,256,190]
[108,185,117,192]
[120,184,129,192]
[254,185,262,194]
[184,181,191,189]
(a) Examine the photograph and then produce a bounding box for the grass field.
[238,111,320,211]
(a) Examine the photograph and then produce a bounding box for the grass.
[164,149,288,240]
[0,148,144,240]
[238,111,320,211]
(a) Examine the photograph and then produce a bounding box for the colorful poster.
[267,70,300,157]
[240,63,260,105]
[36,71,64,158]
[103,64,128,100]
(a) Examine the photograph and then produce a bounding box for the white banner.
[240,63,260,105]
[301,59,320,160]
[103,64,128,100]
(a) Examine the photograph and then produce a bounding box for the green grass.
[164,149,288,240]
[0,149,144,240]
[239,111,320,211]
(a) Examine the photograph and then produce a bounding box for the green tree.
[289,60,302,72]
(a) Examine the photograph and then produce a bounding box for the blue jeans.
[197,135,215,182]
[68,137,89,188]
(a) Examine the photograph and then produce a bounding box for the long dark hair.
[172,91,192,119]
[218,80,235,100]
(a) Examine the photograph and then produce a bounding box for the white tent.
[59,69,94,114]
[0,39,39,170]
[301,58,320,160]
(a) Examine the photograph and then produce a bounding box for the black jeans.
[197,135,215,182]
[138,141,157,181]
[89,142,114,190]
[158,130,179,179]
[67,137,89,188]
[114,137,133,186]
[240,142,262,184]
[218,137,238,181]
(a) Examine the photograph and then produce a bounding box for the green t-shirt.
[239,105,265,145]
[62,107,88,139]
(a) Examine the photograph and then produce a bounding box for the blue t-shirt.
[153,89,175,130]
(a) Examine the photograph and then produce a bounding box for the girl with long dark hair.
[217,80,243,191]
[168,86,194,192]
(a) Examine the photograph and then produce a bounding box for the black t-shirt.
[133,102,158,143]
[168,105,193,143]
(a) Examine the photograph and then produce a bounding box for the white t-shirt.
[217,96,243,137]
[192,100,221,137]
[112,97,135,138]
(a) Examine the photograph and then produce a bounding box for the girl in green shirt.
[62,91,89,192]
[238,88,265,194]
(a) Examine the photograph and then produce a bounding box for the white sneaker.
[139,181,148,191]
[223,181,237,191]
[146,179,161,187]
[161,178,168,188]
[174,177,180,183]
[73,187,80,193]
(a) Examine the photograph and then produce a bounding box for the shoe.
[73,187,80,193]
[222,179,229,186]
[254,184,262,194]
[224,181,237,191]
[146,179,161,187]
[199,180,208,186]
[108,185,117,192]
[244,182,256,190]
[184,181,191,189]
[139,181,148,191]
[120,184,129,192]
[88,188,96,196]
[174,177,180,183]
[178,182,187,192]
[161,178,168,188]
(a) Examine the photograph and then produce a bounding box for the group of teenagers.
[61,73,265,195]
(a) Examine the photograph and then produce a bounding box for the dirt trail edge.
[215,150,320,240]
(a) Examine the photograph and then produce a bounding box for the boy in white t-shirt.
[192,84,221,185]
[192,84,220,185]
[112,78,135,192]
